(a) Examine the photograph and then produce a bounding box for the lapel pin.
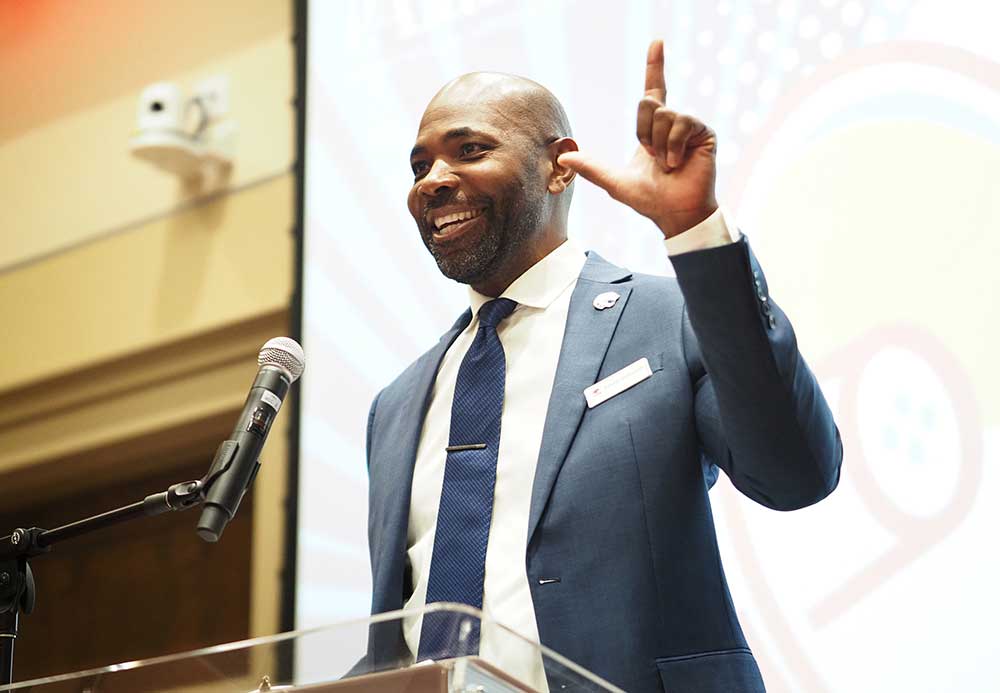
[593,291,620,310]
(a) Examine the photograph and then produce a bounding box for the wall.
[0,0,296,680]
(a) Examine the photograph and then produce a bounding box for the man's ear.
[547,137,578,194]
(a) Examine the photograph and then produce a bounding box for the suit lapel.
[527,252,632,545]
[371,309,471,611]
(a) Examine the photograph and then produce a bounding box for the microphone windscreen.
[258,337,305,381]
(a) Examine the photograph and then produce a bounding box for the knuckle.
[653,107,675,122]
[636,103,655,127]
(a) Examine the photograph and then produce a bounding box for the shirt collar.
[467,239,586,318]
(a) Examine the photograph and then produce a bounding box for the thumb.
[557,151,619,195]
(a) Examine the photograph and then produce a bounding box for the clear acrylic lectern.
[0,604,624,692]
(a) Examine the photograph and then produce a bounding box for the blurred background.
[2,0,998,690]
[0,0,295,682]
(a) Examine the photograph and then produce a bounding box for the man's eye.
[460,142,486,156]
[411,161,429,177]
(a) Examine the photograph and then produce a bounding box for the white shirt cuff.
[664,207,739,255]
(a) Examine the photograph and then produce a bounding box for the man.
[364,40,842,692]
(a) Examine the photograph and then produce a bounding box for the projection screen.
[298,1,1000,689]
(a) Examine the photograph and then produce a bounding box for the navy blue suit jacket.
[364,237,842,692]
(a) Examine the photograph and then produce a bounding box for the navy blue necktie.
[417,297,518,660]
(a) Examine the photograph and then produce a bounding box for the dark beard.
[422,179,544,286]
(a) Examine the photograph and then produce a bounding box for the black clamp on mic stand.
[0,479,205,686]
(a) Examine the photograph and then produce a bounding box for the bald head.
[423,72,572,146]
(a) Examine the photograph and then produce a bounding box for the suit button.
[768,314,777,329]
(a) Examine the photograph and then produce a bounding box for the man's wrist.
[663,206,738,256]
[655,203,720,240]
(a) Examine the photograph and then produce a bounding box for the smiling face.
[407,74,573,296]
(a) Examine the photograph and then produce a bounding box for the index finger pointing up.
[645,39,666,104]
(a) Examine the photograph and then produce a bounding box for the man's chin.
[431,249,501,287]
[422,233,497,283]
[436,260,492,286]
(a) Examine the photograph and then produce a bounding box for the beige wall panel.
[0,174,294,392]
[0,0,291,142]
[1,352,255,480]
[0,33,294,271]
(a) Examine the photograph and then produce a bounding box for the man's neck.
[470,233,568,297]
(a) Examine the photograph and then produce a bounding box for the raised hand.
[558,40,719,239]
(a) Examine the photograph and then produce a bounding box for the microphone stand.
[0,478,206,686]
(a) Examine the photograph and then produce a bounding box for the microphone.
[196,337,305,543]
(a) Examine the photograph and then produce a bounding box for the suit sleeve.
[672,235,842,510]
[366,390,383,471]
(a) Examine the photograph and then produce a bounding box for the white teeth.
[432,208,482,230]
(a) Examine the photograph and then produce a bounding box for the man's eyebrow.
[410,127,494,159]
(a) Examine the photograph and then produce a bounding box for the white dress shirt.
[403,209,736,689]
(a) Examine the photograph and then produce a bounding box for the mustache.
[419,196,492,229]
[424,196,481,213]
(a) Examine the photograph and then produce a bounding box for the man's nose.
[416,159,458,197]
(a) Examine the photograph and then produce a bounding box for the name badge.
[584,358,653,408]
